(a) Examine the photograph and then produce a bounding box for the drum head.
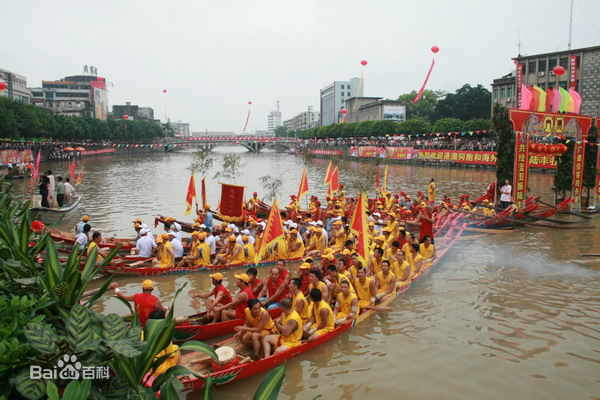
[215,346,236,364]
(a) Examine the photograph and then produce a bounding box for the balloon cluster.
[528,143,568,154]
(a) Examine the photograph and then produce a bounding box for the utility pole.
[568,0,574,50]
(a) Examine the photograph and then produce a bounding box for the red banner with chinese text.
[309,149,343,156]
[416,149,497,165]
[0,149,33,166]
[387,147,416,160]
[516,64,524,108]
[513,132,530,208]
[569,55,577,90]
[572,143,585,211]
[218,183,245,222]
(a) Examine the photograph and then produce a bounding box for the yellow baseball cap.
[132,219,142,224]
[299,262,311,270]
[242,235,249,242]
[156,236,163,243]
[342,249,351,256]
[234,273,250,283]
[191,231,200,237]
[375,235,385,242]
[160,233,170,240]
[142,279,154,289]
[210,273,224,281]
[166,217,175,222]
[82,216,89,222]
[322,253,335,261]
[199,232,207,240]
[228,235,236,242]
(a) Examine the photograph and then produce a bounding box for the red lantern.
[123,115,129,120]
[163,89,167,93]
[536,144,546,153]
[560,144,569,153]
[431,45,440,54]
[547,145,556,154]
[360,60,368,66]
[528,143,537,153]
[341,109,348,115]
[553,66,566,76]
[0,81,6,91]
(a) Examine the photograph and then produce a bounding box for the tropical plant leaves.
[178,340,217,361]
[13,369,46,400]
[253,363,286,400]
[66,305,97,352]
[101,314,129,341]
[106,339,143,358]
[46,381,59,400]
[24,323,58,355]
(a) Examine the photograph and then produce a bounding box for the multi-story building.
[267,101,282,135]
[170,121,190,137]
[112,102,155,121]
[283,107,320,133]
[0,68,32,103]
[319,77,361,126]
[491,45,600,116]
[30,74,109,119]
[344,97,406,123]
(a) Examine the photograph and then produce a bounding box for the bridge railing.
[185,136,299,142]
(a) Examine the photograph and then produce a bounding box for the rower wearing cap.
[248,192,260,215]
[289,278,309,324]
[177,232,205,268]
[152,233,174,268]
[191,273,233,322]
[134,228,156,258]
[234,299,275,360]
[298,261,312,294]
[305,288,335,339]
[212,235,236,265]
[110,280,166,326]
[334,280,358,325]
[287,229,305,258]
[75,215,90,234]
[482,199,496,216]
[262,298,303,357]
[375,260,396,302]
[305,226,326,257]
[213,273,255,322]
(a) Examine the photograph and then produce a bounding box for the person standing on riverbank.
[46,170,56,208]
[500,179,512,209]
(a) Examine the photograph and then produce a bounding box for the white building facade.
[319,77,361,126]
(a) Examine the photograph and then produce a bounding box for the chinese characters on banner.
[309,149,343,156]
[516,64,524,108]
[569,55,578,90]
[513,131,530,209]
[571,142,586,211]
[218,183,245,222]
[0,149,33,166]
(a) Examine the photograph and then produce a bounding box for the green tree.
[464,118,493,132]
[583,124,598,206]
[397,118,432,135]
[274,126,292,137]
[435,84,492,121]
[214,154,243,182]
[397,90,443,122]
[493,105,515,187]
[371,120,399,136]
[259,175,283,201]
[432,118,465,133]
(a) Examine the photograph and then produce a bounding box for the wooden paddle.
[128,258,153,267]
[361,306,392,311]
[579,253,600,257]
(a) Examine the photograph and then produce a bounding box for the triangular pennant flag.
[551,88,561,113]
[184,172,197,215]
[324,161,333,186]
[520,85,533,110]
[569,89,582,114]
[297,168,309,203]
[254,197,285,264]
[349,192,370,265]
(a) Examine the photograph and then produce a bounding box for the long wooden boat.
[174,308,282,342]
[49,227,138,251]
[178,213,466,391]
[31,196,82,224]
[101,257,303,277]
[526,198,572,219]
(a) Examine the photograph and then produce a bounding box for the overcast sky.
[3,0,599,133]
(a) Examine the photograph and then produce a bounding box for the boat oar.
[128,258,153,267]
[361,306,392,311]
[580,253,600,257]
[537,199,591,220]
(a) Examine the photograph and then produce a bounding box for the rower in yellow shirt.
[87,232,108,264]
[334,280,358,325]
[390,249,411,288]
[354,267,376,310]
[262,298,303,357]
[152,233,174,268]
[305,288,335,339]
[408,243,424,279]
[428,178,436,203]
[289,278,309,324]
[228,235,246,265]
[375,260,396,302]
[287,229,305,258]
[368,247,385,275]
[234,299,275,360]
[242,235,256,263]
[329,220,346,253]
[419,235,437,268]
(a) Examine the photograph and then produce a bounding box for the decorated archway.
[509,109,593,211]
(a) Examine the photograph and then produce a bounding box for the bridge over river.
[170,136,299,153]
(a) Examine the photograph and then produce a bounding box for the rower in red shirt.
[110,280,166,326]
[246,267,264,297]
[191,273,232,322]
[419,204,434,243]
[258,267,287,310]
[213,273,255,321]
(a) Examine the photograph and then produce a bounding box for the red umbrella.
[64,146,75,151]
[75,147,86,151]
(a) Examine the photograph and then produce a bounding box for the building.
[170,121,190,137]
[283,107,320,132]
[344,97,406,123]
[267,101,282,135]
[112,102,155,121]
[0,68,32,103]
[319,77,361,126]
[30,74,109,119]
[491,45,600,116]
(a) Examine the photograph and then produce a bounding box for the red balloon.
[123,115,129,120]
[248,101,252,105]
[360,60,368,66]
[553,66,566,76]
[431,45,440,54]
[163,89,167,93]
[341,109,348,115]
[0,81,6,91]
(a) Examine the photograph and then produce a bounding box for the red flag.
[530,86,539,111]
[69,160,76,180]
[255,197,284,263]
[185,172,197,215]
[324,161,333,186]
[375,165,380,189]
[201,177,207,210]
[545,87,554,112]
[328,167,339,196]
[297,168,309,201]
[413,59,435,103]
[75,166,84,186]
[349,192,370,264]
[218,183,245,222]
[33,151,41,181]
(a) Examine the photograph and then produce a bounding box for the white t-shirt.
[47,175,55,192]
[206,235,217,255]
[500,185,512,202]
[64,182,75,197]
[170,237,184,258]
[75,232,88,248]
[136,235,155,258]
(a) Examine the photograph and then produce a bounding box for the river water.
[17,148,600,399]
